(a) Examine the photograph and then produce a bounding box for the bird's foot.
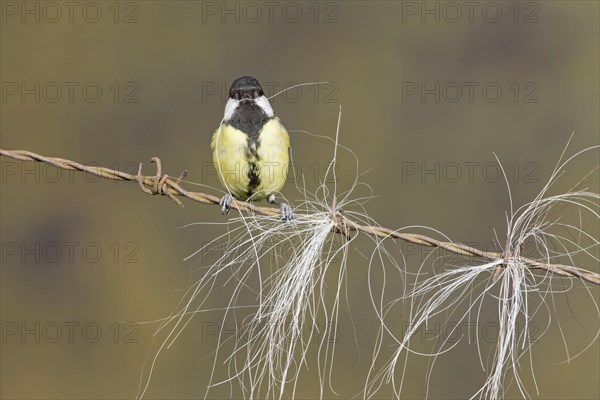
[267,194,293,222]
[280,202,293,222]
[219,194,233,215]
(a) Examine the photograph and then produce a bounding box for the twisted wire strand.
[2,148,598,285]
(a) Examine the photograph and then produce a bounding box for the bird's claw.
[219,194,233,215]
[280,202,293,222]
[266,194,293,222]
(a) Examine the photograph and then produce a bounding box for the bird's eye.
[258,89,263,97]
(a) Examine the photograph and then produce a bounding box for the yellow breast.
[211,118,290,201]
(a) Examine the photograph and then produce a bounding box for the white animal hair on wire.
[364,136,599,400]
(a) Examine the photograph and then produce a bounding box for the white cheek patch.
[255,95,274,117]
[223,98,239,121]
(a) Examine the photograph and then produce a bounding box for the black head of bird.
[229,76,264,101]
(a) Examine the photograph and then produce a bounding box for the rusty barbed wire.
[2,148,599,285]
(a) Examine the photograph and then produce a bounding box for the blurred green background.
[1,1,598,399]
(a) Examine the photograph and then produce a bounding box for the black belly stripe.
[245,137,261,197]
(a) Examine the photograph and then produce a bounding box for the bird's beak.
[242,93,253,101]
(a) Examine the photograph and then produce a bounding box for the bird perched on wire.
[211,76,293,221]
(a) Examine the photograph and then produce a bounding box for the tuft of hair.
[365,137,599,400]
[137,103,374,399]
